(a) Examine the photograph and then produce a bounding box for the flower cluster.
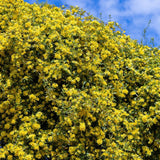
[0,0,160,159]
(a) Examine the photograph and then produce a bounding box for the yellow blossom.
[36,111,42,119]
[32,123,41,130]
[79,122,86,131]
[142,115,149,123]
[69,146,76,154]
[97,138,103,145]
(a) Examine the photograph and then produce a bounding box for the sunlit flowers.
[0,0,159,159]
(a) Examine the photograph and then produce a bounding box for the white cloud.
[151,15,160,35]
[98,0,121,21]
[125,0,160,15]
[97,0,160,45]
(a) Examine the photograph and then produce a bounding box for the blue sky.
[24,0,160,47]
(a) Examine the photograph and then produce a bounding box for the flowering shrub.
[0,0,160,159]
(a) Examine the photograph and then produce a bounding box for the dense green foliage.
[0,0,160,159]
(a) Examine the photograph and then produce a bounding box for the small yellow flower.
[55,53,61,59]
[122,89,128,94]
[11,119,16,124]
[29,94,36,99]
[142,115,148,123]
[139,98,144,103]
[4,123,10,129]
[36,111,42,119]
[67,118,72,126]
[0,153,5,159]
[30,142,39,150]
[6,79,11,87]
[39,142,44,147]
[75,77,80,82]
[32,123,40,130]
[25,22,31,28]
[25,155,33,160]
[79,122,86,131]
[36,153,42,159]
[153,118,157,124]
[7,155,13,160]
[97,138,103,145]
[142,146,152,156]
[128,135,133,140]
[130,91,136,96]
[52,83,58,88]
[19,130,27,136]
[69,146,76,154]
[48,136,53,142]
[29,94,39,102]
[71,79,76,84]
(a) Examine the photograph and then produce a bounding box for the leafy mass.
[0,0,160,159]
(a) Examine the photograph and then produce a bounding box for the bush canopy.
[0,0,160,159]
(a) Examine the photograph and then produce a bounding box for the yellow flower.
[4,123,10,129]
[79,122,86,131]
[139,48,144,55]
[128,135,133,140]
[19,130,27,136]
[0,153,6,159]
[55,53,61,59]
[25,155,33,160]
[153,118,157,124]
[52,83,58,88]
[36,153,42,159]
[29,94,36,99]
[7,155,13,160]
[67,118,72,126]
[75,77,80,82]
[69,146,76,154]
[130,91,136,96]
[11,119,16,124]
[39,141,44,147]
[142,115,148,123]
[142,146,152,156]
[36,111,42,119]
[139,98,144,103]
[23,90,29,96]
[30,142,39,150]
[39,44,45,50]
[6,79,11,87]
[29,94,39,102]
[32,123,41,130]
[122,89,128,94]
[48,136,53,142]
[97,138,103,145]
[18,150,25,157]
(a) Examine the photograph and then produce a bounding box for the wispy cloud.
[125,0,160,15]
[98,0,160,46]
